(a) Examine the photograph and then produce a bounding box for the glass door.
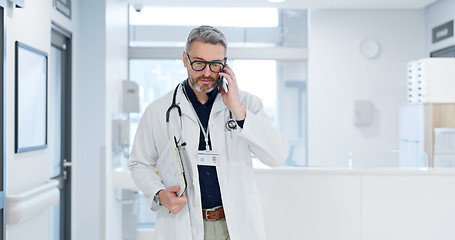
[49,24,72,240]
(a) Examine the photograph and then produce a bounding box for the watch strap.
[154,190,162,205]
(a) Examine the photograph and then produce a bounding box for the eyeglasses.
[186,53,226,73]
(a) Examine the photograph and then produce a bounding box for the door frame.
[0,2,6,240]
[51,22,72,240]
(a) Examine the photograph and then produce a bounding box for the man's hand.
[158,186,187,214]
[220,64,246,121]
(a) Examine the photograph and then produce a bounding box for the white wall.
[75,1,106,239]
[425,0,455,55]
[75,0,128,240]
[308,10,426,168]
[4,0,129,239]
[5,0,78,239]
[105,0,129,240]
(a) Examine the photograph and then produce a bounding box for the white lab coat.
[128,83,289,240]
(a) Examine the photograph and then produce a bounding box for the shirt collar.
[184,79,219,105]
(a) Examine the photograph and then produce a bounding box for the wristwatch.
[153,190,162,205]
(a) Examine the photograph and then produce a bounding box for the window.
[128,6,308,229]
[128,59,187,147]
[130,7,279,28]
[233,60,277,123]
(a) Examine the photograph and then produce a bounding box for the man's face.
[184,41,226,93]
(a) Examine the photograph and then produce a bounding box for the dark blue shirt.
[183,80,244,209]
[184,80,222,209]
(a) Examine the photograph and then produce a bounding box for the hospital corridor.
[1,0,455,239]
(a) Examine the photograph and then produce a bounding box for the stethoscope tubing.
[166,82,238,141]
[166,83,183,141]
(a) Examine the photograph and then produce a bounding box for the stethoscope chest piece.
[226,112,238,131]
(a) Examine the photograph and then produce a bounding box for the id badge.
[198,151,219,166]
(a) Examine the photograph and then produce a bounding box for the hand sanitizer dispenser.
[354,100,373,126]
[122,80,139,113]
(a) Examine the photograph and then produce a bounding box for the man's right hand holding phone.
[219,64,246,121]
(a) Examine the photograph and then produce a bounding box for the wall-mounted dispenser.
[354,100,373,126]
[122,80,139,113]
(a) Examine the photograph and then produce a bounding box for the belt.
[202,206,225,221]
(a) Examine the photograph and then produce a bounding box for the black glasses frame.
[186,53,227,73]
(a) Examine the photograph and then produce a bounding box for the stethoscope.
[166,82,238,140]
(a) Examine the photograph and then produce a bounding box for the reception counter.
[255,167,455,240]
[113,167,455,240]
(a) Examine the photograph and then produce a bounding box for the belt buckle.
[203,210,210,220]
[203,206,222,220]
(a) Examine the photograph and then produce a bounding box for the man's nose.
[202,65,212,77]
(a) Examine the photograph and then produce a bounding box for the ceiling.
[127,0,438,10]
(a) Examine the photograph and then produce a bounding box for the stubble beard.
[190,76,217,93]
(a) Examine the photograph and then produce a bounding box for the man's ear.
[182,51,187,68]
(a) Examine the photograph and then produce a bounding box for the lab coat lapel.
[211,95,227,114]
[177,85,226,121]
[175,85,197,123]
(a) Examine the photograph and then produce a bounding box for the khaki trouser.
[203,218,230,240]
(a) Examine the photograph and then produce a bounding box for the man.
[128,25,289,240]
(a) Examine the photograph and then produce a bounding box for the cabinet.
[407,58,455,103]
[399,103,455,167]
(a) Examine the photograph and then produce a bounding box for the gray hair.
[185,25,227,54]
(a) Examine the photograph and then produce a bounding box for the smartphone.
[218,70,228,93]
